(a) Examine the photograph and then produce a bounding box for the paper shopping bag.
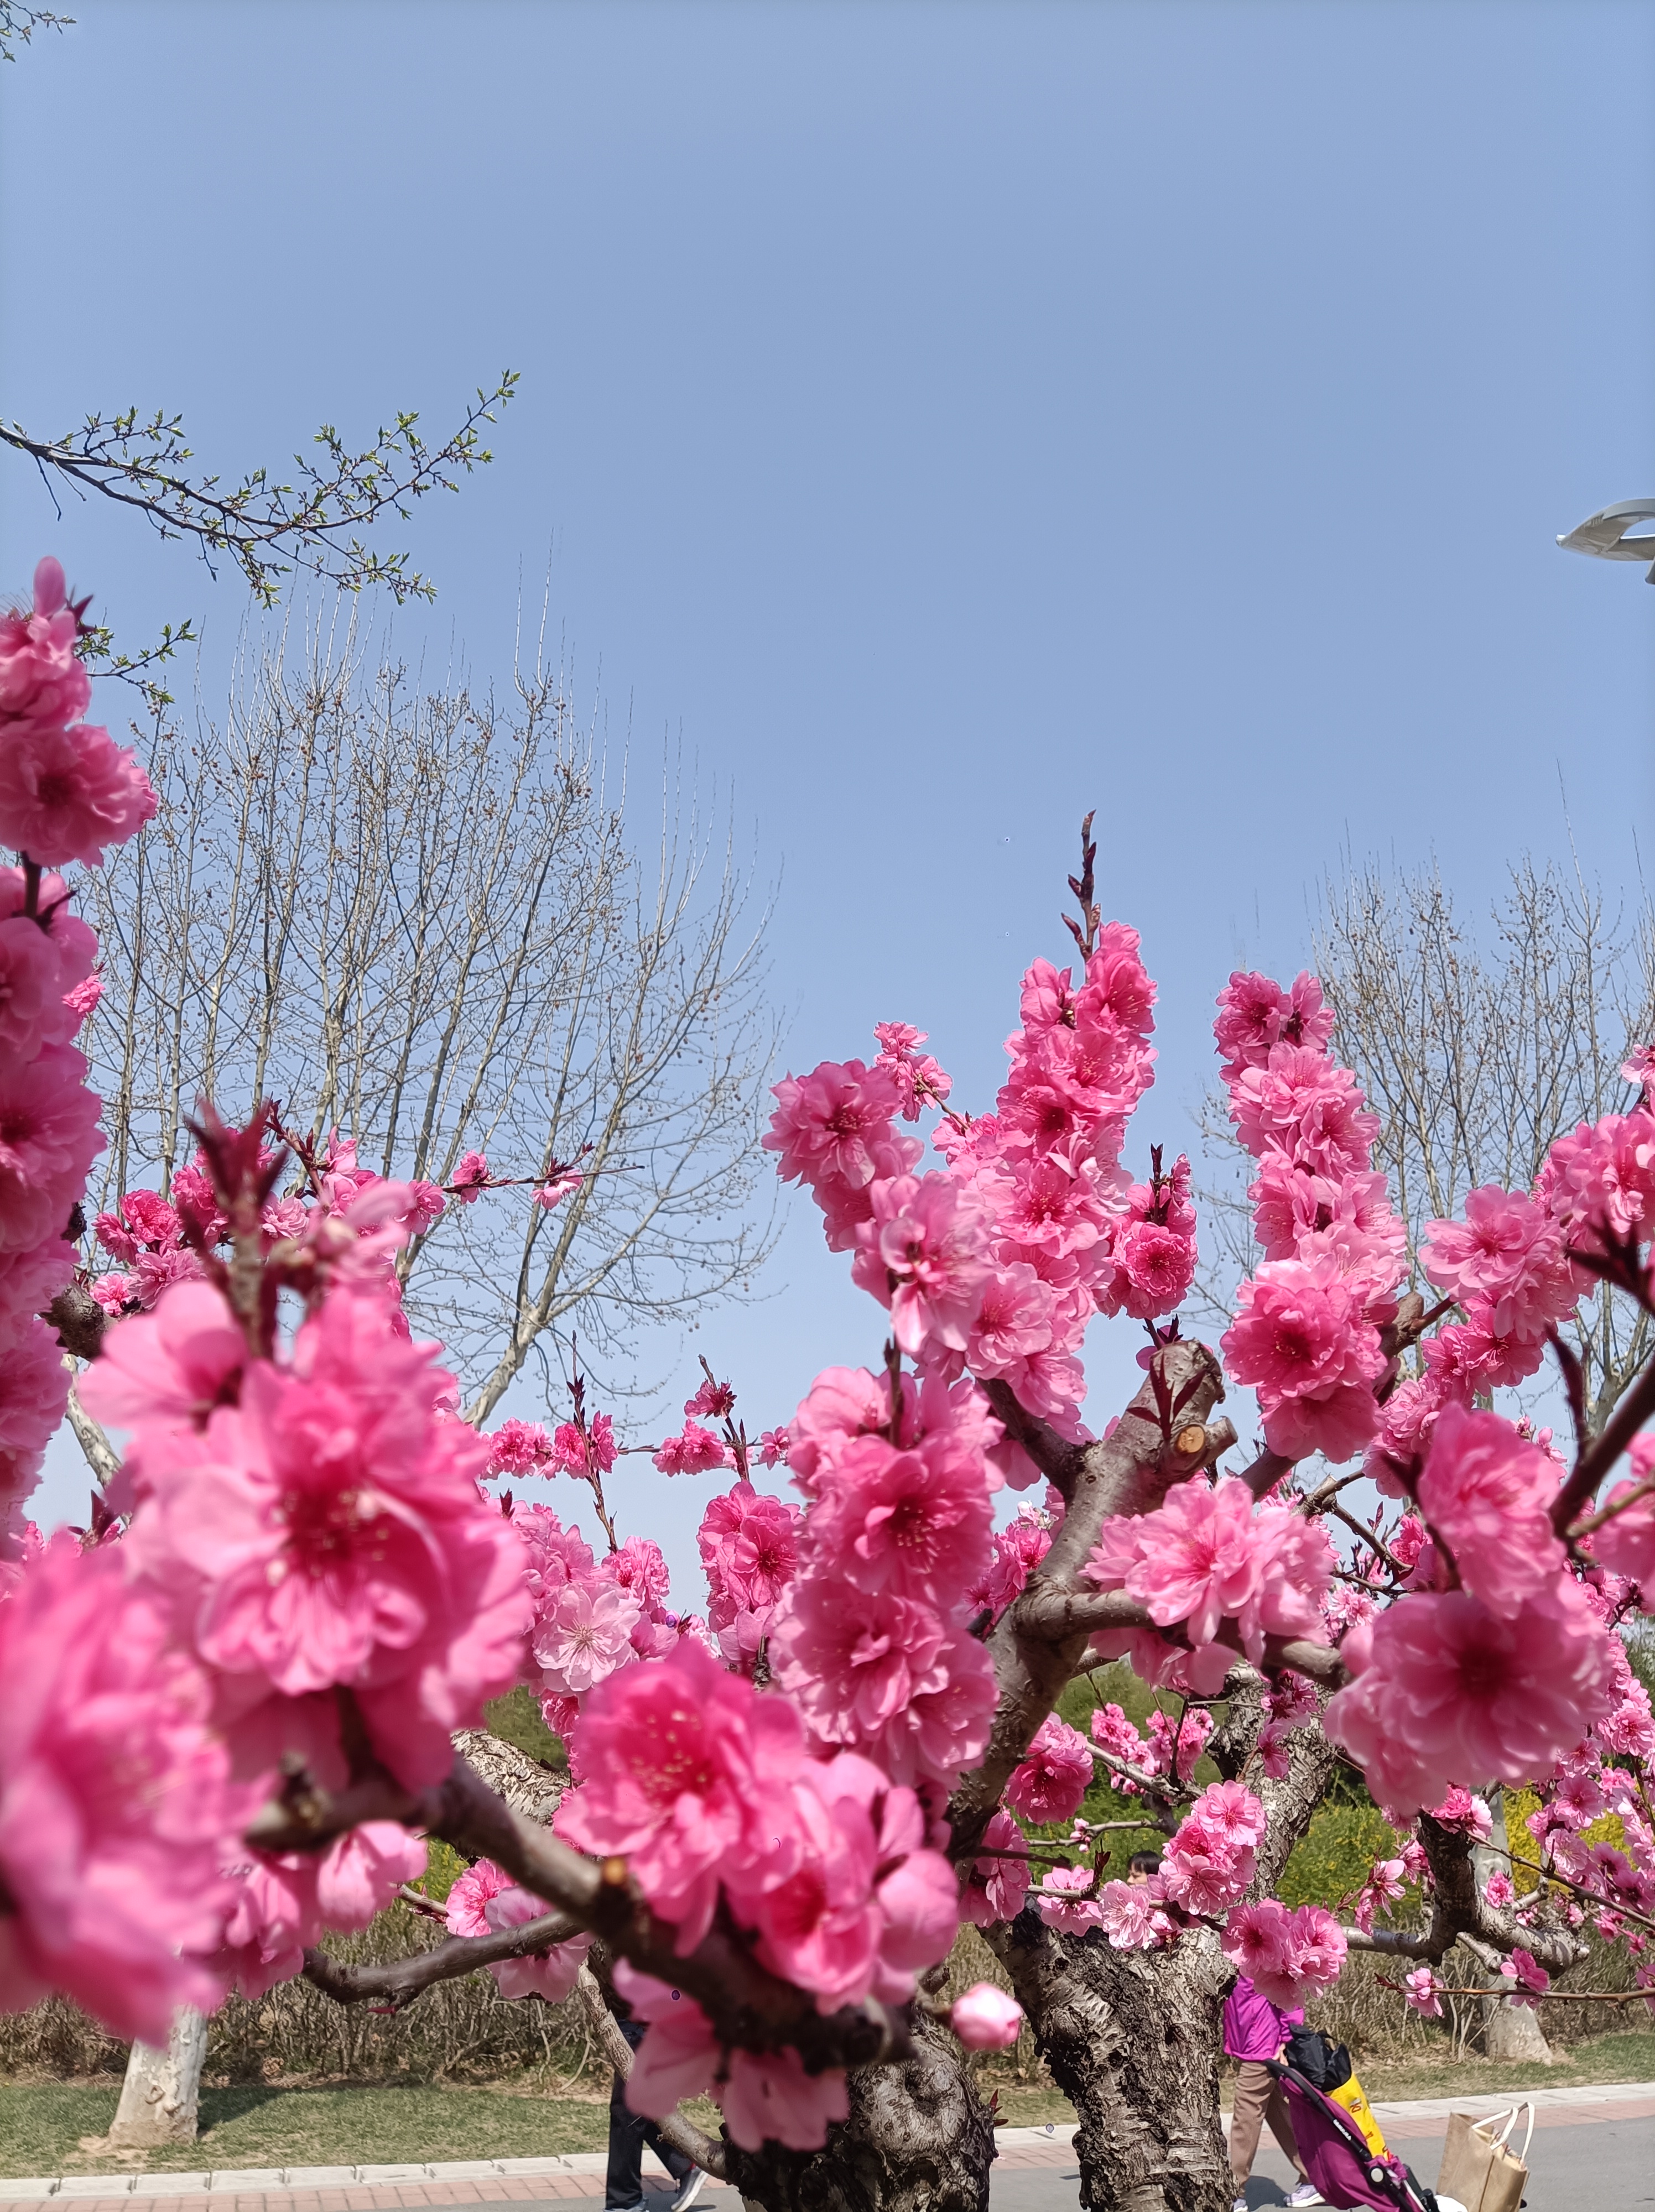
[1438,2105,1532,2212]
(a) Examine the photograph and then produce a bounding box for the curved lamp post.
[1557,498,1655,581]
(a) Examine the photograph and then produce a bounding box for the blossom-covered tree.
[7,564,1655,2212]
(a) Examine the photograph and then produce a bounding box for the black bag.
[1283,2025,1352,2091]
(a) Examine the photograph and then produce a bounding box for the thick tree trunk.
[724,2012,995,2212]
[1466,1793,1551,2063]
[992,1914,1232,2212]
[108,2006,207,2147]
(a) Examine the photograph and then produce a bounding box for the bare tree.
[1196,855,1655,1436]
[76,623,777,1441]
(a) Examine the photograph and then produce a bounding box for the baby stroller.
[1266,2033,1462,2212]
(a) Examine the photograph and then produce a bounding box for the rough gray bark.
[108,2006,207,2146]
[725,2010,995,2212]
[990,1914,1232,2212]
[451,1726,564,1824]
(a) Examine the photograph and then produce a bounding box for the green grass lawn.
[0,2081,624,2178]
[7,2029,1655,2178]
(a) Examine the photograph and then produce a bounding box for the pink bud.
[950,1982,1023,2050]
[33,555,67,616]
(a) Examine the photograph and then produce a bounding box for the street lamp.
[1557,498,1655,582]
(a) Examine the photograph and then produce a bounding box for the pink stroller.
[1267,2060,1453,2212]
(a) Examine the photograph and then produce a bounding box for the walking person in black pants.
[605,2015,708,2212]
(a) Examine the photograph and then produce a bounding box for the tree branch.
[301,1912,581,2008]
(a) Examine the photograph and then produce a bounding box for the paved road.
[12,2096,1654,2212]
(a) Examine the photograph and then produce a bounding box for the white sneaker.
[670,2172,709,2212]
[1288,2188,1324,2208]
[1232,2196,1250,2212]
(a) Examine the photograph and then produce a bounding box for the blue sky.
[3,1,1652,1589]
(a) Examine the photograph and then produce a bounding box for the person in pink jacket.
[1224,1975,1323,2212]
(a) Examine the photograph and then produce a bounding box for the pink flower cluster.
[444,1856,592,2001]
[1220,1898,1348,2010]
[555,1639,957,2145]
[0,559,155,868]
[698,1478,800,1671]
[1215,972,1403,1464]
[211,1823,430,2001]
[88,1276,530,1792]
[769,1368,999,1792]
[1082,1477,1334,1684]
[514,1504,681,1728]
[0,1537,248,2041]
[768,929,1188,1466]
[91,1135,448,1325]
[0,564,161,1552]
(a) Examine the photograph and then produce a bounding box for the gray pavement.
[7,2099,1653,2212]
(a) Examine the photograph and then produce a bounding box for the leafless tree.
[1195,855,1655,1436]
[75,620,777,1452]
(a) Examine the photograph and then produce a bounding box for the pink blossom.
[1542,1110,1655,1249]
[653,1420,730,1475]
[951,1983,1023,2049]
[550,1412,617,1475]
[1221,1257,1385,1463]
[1422,1187,1577,1339]
[960,1810,1031,1927]
[532,1579,642,1697]
[684,1374,736,1420]
[785,1366,892,1493]
[0,559,91,732]
[1499,1947,1550,2005]
[131,1242,206,1309]
[555,1638,806,1949]
[1214,971,1334,1078]
[486,1418,555,1477]
[478,1877,594,2001]
[80,1280,247,1499]
[124,1288,530,1790]
[534,1170,584,1209]
[1006,1714,1094,1826]
[1221,1899,1347,2008]
[0,1538,245,2041]
[1037,1863,1105,1933]
[1229,1046,1379,1177]
[1326,1580,1620,1814]
[0,1043,105,1251]
[850,1171,991,1358]
[445,1856,514,1937]
[804,1430,992,1604]
[699,1480,799,1624]
[1110,1218,1197,1320]
[1403,1966,1444,2017]
[449,1151,490,1202]
[1428,1786,1493,1841]
[765,1058,908,1191]
[757,1425,790,1467]
[1415,1405,1565,1618]
[771,1579,997,1792]
[603,1536,672,1610]
[1594,1436,1655,1589]
[0,916,68,1059]
[0,718,157,868]
[0,1317,67,1460]
[974,1508,1052,1615]
[1085,1478,1331,1660]
[1484,1870,1516,1909]
[873,1020,951,1120]
[1092,1877,1177,1950]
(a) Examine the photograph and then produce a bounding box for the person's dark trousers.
[606,2017,694,2210]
